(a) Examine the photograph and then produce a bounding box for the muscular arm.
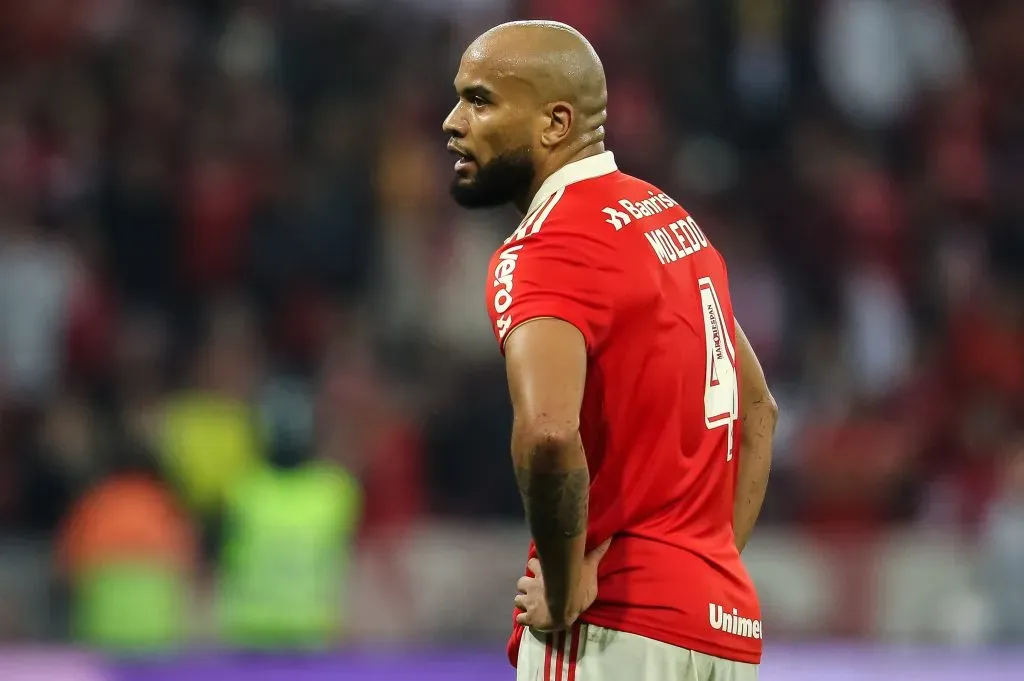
[733,322,777,553]
[504,318,590,624]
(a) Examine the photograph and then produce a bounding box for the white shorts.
[517,622,758,681]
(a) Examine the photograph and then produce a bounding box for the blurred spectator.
[56,448,197,650]
[158,299,264,522]
[817,0,967,129]
[0,214,76,405]
[217,369,362,649]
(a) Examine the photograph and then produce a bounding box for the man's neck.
[516,141,606,215]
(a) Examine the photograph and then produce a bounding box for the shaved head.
[468,21,608,131]
[443,21,608,212]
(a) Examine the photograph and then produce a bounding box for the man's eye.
[472,97,487,107]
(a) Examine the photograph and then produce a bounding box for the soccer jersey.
[485,152,762,667]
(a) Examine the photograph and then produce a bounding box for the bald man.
[444,21,775,681]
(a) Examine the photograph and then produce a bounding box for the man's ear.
[540,102,574,148]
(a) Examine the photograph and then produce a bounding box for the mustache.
[447,140,475,160]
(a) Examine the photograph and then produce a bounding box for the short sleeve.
[490,228,616,354]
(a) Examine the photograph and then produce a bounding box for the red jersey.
[485,152,762,666]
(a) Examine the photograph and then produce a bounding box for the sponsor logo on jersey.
[604,190,679,228]
[709,603,763,640]
[492,244,523,339]
[601,206,631,230]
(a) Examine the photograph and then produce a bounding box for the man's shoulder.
[565,171,686,232]
[502,180,608,245]
[503,172,634,239]
[502,170,684,249]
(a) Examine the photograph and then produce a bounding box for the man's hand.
[514,539,611,631]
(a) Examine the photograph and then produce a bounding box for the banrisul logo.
[602,206,631,230]
[709,603,763,640]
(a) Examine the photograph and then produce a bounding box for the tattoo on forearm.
[514,467,589,539]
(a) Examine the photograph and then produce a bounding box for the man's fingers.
[514,593,528,611]
[517,575,534,593]
[585,538,612,565]
[526,557,542,577]
[517,611,554,631]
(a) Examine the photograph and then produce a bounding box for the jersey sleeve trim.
[499,315,590,356]
[490,210,617,357]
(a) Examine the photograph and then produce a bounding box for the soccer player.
[443,21,777,681]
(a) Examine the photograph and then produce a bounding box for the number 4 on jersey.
[698,277,738,461]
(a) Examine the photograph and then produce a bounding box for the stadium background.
[0,0,1021,679]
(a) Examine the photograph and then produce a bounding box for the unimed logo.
[709,603,763,640]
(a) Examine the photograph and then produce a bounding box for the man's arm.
[504,317,590,626]
[733,322,777,553]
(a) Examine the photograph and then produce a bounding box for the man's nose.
[442,103,465,137]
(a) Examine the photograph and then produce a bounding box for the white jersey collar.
[526,151,618,215]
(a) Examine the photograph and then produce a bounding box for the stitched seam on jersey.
[506,190,559,244]
[529,186,565,236]
[527,151,617,214]
[499,315,575,353]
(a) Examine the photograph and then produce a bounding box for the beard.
[450,146,535,209]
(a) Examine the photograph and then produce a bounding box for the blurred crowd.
[0,0,1021,645]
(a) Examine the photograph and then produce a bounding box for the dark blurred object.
[22,395,103,533]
